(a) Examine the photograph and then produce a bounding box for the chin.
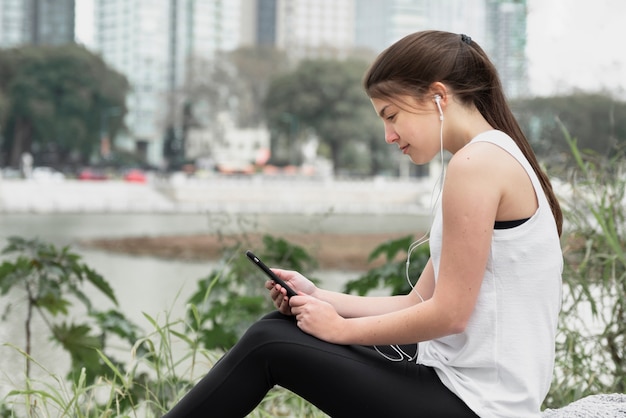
[409,149,439,165]
[409,155,431,165]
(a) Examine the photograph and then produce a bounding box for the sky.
[75,0,626,98]
[526,0,625,98]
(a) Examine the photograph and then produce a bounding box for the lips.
[400,144,410,154]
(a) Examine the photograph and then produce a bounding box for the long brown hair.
[363,30,563,236]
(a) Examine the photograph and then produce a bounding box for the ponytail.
[364,31,563,235]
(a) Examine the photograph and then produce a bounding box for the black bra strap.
[494,217,530,229]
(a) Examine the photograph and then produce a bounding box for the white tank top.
[418,130,563,417]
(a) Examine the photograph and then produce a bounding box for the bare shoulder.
[446,141,513,183]
[446,140,536,220]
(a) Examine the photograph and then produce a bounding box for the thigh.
[164,312,477,418]
[248,312,477,418]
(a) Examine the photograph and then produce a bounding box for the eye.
[386,113,396,121]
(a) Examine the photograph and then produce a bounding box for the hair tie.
[460,34,472,45]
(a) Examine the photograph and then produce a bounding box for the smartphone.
[245,250,297,298]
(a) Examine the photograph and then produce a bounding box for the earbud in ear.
[434,95,443,121]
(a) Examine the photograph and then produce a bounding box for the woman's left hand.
[289,295,346,344]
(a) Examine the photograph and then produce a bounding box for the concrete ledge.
[0,177,433,215]
[542,394,625,417]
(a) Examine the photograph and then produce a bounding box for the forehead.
[370,98,392,116]
[371,95,423,117]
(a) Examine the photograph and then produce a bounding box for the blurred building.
[247,0,526,98]
[93,0,244,167]
[242,0,355,61]
[277,0,355,61]
[355,0,429,54]
[88,0,527,168]
[353,0,526,99]
[0,0,75,47]
[93,0,170,165]
[485,0,528,99]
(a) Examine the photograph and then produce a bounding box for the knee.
[259,310,290,321]
[240,312,296,347]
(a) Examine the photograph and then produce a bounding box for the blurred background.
[0,1,624,411]
[1,0,625,330]
[1,0,624,180]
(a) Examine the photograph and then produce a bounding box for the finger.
[288,295,306,307]
[270,285,280,299]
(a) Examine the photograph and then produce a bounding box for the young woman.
[164,30,563,418]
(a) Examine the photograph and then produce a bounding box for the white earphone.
[434,94,443,121]
[377,93,447,365]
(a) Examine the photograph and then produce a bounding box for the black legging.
[163,311,477,417]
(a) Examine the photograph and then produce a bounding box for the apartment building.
[0,0,75,47]
[90,0,527,167]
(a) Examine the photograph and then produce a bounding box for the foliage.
[544,122,626,408]
[227,45,290,128]
[344,235,429,296]
[0,237,145,408]
[2,315,328,418]
[511,93,626,166]
[0,234,326,417]
[0,44,129,168]
[167,45,289,167]
[264,58,393,174]
[185,234,319,350]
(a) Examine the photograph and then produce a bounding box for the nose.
[384,124,399,144]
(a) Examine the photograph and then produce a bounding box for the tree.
[162,46,289,168]
[264,59,392,175]
[228,45,290,128]
[0,45,129,168]
[511,93,626,167]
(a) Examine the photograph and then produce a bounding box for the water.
[0,211,425,323]
[0,211,426,397]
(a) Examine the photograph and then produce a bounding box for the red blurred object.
[78,168,108,180]
[124,169,147,183]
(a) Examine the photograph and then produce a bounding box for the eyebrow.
[378,105,390,118]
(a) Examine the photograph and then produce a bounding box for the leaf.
[53,322,102,375]
[83,264,118,305]
[367,235,415,262]
[90,309,140,344]
[35,293,71,316]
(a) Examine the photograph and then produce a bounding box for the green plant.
[0,237,144,410]
[185,234,319,350]
[344,235,429,296]
[0,237,140,381]
[544,122,626,408]
[0,234,326,417]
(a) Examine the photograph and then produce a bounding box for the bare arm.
[291,144,506,345]
[313,259,435,318]
[271,259,434,318]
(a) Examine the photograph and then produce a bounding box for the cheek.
[407,129,442,164]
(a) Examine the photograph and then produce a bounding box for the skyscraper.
[93,0,244,166]
[355,0,429,54]
[252,0,356,61]
[0,0,26,47]
[94,0,171,163]
[485,0,528,98]
[0,0,75,47]
[354,0,526,98]
[89,0,528,166]
[276,0,355,60]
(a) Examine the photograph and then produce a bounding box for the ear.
[428,82,449,106]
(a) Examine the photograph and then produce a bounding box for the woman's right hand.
[266,268,317,315]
